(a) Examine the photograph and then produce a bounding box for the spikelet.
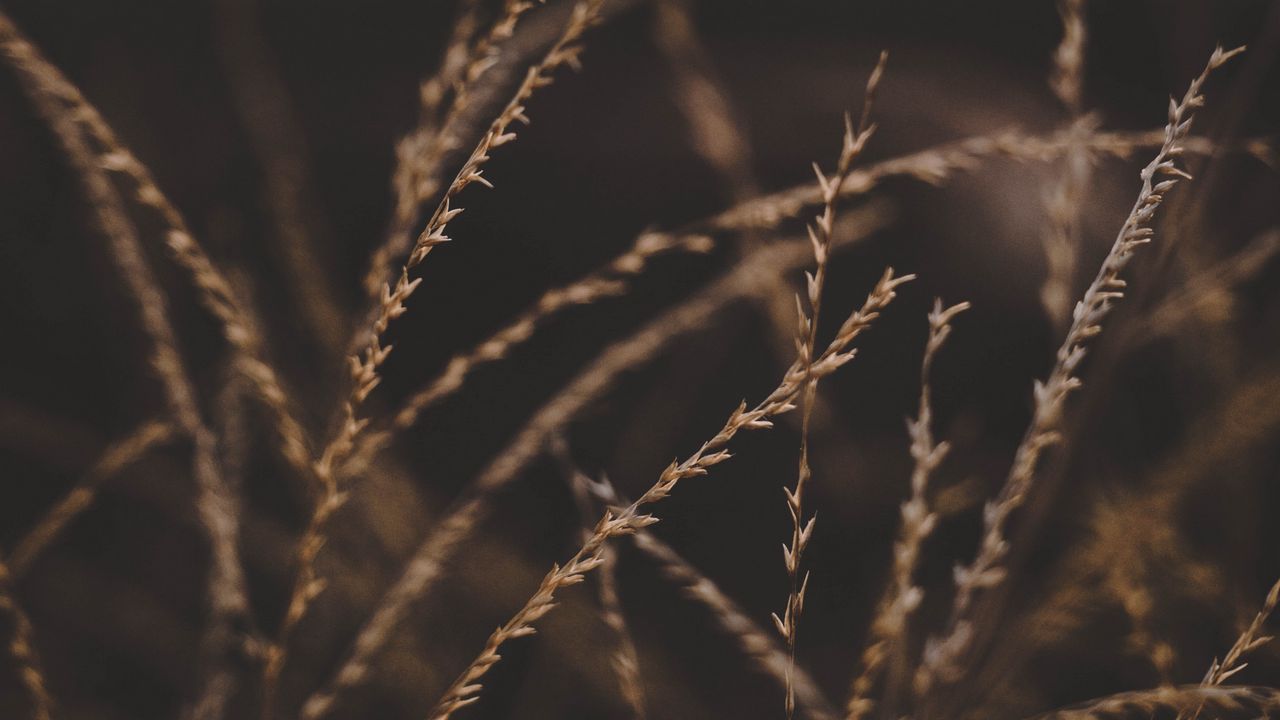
[298,210,890,720]
[368,0,546,303]
[774,50,888,720]
[264,2,611,706]
[575,472,841,720]
[912,45,1246,707]
[845,299,968,720]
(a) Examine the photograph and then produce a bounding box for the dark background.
[1,0,1279,718]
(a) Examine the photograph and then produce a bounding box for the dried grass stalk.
[0,15,251,715]
[0,12,313,488]
[347,119,1267,482]
[426,269,912,720]
[585,473,839,720]
[701,126,1268,237]
[845,299,968,720]
[553,439,647,720]
[976,366,1280,715]
[1039,116,1095,331]
[1202,579,1280,686]
[345,230,714,475]
[264,1,609,704]
[774,51,887,720]
[0,561,53,720]
[8,419,177,578]
[298,207,890,720]
[913,45,1246,707]
[312,0,608,504]
[366,0,542,304]
[184,372,257,720]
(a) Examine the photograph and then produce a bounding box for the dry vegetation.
[0,1,1279,719]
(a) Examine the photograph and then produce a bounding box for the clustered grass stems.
[2,3,1272,715]
[0,12,314,490]
[585,470,840,720]
[912,45,1246,712]
[267,0,609,710]
[845,299,968,720]
[774,50,887,720]
[344,230,714,476]
[427,268,912,720]
[372,123,1276,404]
[972,366,1280,714]
[650,0,874,471]
[0,560,52,720]
[340,120,1280,490]
[366,0,544,307]
[355,101,1175,477]
[0,16,253,716]
[699,124,1268,237]
[298,211,890,720]
[364,96,1226,486]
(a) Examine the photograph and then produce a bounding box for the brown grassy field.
[1,1,1279,718]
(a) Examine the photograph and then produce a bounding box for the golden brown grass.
[0,16,258,717]
[1,2,1278,720]
[264,2,609,709]
[554,437,647,719]
[773,50,887,720]
[846,299,967,720]
[913,44,1246,710]
[427,267,910,720]
[299,205,890,720]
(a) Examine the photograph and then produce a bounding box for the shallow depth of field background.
[1,1,1279,718]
